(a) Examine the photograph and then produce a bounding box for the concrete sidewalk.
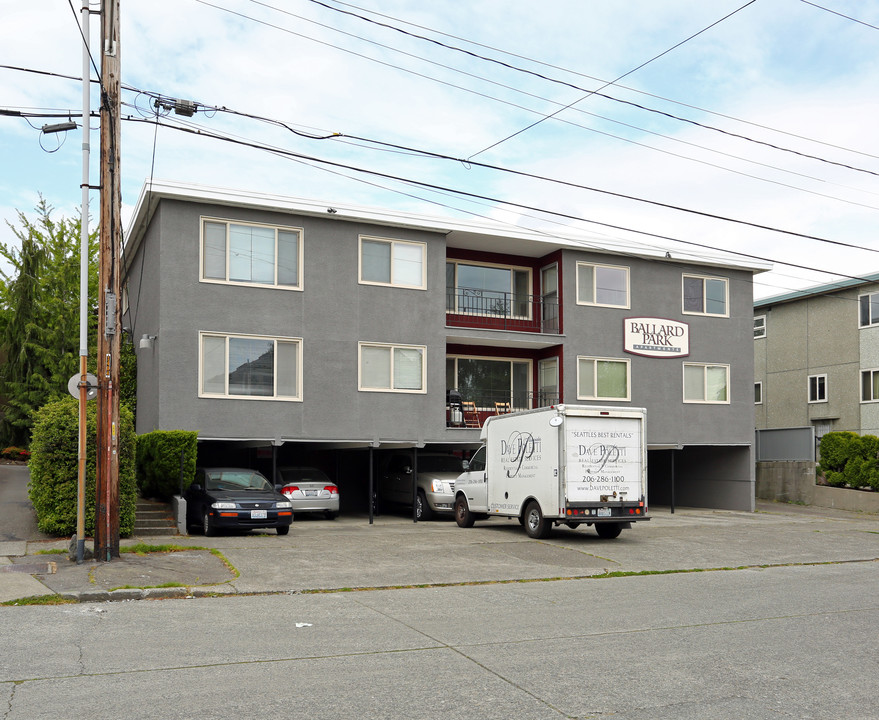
[2,501,878,604]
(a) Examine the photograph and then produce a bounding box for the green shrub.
[818,431,879,490]
[817,431,859,475]
[27,397,137,537]
[135,430,198,500]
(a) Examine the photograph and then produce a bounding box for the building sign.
[624,317,689,358]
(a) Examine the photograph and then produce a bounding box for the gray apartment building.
[123,181,768,512]
[754,272,879,442]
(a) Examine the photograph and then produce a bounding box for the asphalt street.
[1,464,878,718]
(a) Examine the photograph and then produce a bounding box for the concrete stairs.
[134,498,178,537]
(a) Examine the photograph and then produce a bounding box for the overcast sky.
[2,0,878,300]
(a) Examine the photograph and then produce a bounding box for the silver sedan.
[276,466,340,520]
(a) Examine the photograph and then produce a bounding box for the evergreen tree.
[0,198,99,446]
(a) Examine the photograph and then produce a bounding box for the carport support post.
[368,446,374,525]
[411,448,418,524]
[670,450,675,514]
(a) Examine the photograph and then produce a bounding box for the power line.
[122,113,879,280]
[800,0,879,31]
[317,0,879,163]
[228,1,879,179]
[468,0,758,158]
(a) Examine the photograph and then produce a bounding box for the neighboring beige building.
[754,273,879,439]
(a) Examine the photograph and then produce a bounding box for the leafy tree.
[0,198,99,446]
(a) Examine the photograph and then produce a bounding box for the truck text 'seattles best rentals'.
[454,405,648,539]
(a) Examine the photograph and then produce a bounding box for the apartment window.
[862,369,879,402]
[683,275,728,317]
[576,262,629,308]
[202,219,302,289]
[808,374,827,403]
[755,382,762,405]
[359,343,425,393]
[683,363,729,403]
[446,261,531,318]
[200,333,301,400]
[447,356,530,409]
[859,292,879,327]
[359,236,426,289]
[754,315,766,338]
[577,357,630,401]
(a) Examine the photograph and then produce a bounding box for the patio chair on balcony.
[495,402,511,415]
[461,401,480,428]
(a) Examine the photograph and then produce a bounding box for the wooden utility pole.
[95,0,122,561]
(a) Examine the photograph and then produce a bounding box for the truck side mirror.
[462,460,470,471]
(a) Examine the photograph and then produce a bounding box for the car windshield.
[205,471,272,492]
[417,455,463,473]
[279,468,330,484]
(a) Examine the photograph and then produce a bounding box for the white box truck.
[454,404,648,539]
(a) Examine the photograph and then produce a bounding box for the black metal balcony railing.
[446,288,559,334]
[446,390,561,428]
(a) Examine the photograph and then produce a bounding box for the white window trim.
[358,235,427,290]
[576,355,631,402]
[682,362,731,404]
[862,368,879,403]
[198,331,303,401]
[575,261,631,309]
[358,342,427,394]
[199,216,304,291]
[682,274,729,318]
[808,374,827,404]
[755,381,763,405]
[446,259,533,320]
[754,315,766,338]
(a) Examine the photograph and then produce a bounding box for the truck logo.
[581,443,620,474]
[501,431,540,478]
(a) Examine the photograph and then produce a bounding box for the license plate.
[251,509,267,519]
[597,507,612,517]
[305,490,317,497]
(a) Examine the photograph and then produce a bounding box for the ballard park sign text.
[624,317,689,358]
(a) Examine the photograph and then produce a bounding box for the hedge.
[135,430,198,500]
[27,397,137,537]
[817,431,879,491]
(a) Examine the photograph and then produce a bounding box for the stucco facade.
[123,181,768,511]
[754,274,879,439]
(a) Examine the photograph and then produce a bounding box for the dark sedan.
[185,467,293,536]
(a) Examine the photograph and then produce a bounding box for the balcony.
[446,390,560,428]
[446,288,559,334]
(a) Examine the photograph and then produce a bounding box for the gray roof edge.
[754,272,879,308]
[124,180,772,273]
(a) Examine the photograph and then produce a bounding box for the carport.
[195,437,482,522]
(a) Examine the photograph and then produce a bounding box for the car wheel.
[595,522,623,539]
[202,510,215,537]
[276,525,290,536]
[455,496,474,528]
[415,490,433,521]
[524,501,551,539]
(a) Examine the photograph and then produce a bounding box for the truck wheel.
[455,496,474,528]
[524,501,551,539]
[595,522,622,539]
[415,491,433,521]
